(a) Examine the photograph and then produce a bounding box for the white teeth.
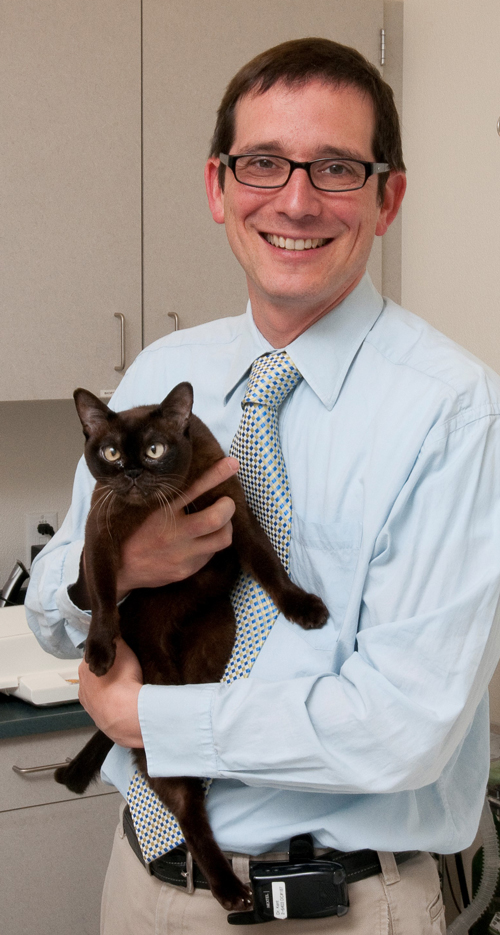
[266,234,326,250]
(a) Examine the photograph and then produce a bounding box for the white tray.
[0,605,79,705]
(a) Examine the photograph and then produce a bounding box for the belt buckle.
[181,850,195,894]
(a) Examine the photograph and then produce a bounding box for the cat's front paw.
[85,638,116,676]
[282,589,329,630]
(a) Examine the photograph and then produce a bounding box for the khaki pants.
[101,807,446,935]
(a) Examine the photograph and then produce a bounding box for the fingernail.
[227,457,239,471]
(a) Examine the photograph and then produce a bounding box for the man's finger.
[178,456,239,508]
[183,496,236,538]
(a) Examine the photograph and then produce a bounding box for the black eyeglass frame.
[219,152,391,192]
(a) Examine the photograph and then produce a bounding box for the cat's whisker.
[153,490,176,534]
[97,496,114,530]
[88,485,112,508]
[160,493,179,536]
[88,487,113,520]
[154,479,183,495]
[155,482,192,512]
[154,489,186,527]
[95,489,115,532]
[105,493,117,540]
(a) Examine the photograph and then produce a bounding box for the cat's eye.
[145,442,165,460]
[102,446,121,462]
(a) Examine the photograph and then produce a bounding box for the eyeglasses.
[219,153,390,192]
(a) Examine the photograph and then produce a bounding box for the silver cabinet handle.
[12,757,72,775]
[114,312,125,371]
[168,312,179,332]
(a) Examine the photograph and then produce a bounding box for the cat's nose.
[125,468,143,479]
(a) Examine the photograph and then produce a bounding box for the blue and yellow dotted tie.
[127,351,302,862]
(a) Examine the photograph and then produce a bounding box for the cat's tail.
[55,729,114,795]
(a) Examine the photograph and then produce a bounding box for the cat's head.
[74,383,194,504]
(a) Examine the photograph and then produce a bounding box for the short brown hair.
[209,37,405,200]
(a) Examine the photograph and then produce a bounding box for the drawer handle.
[114,312,126,371]
[12,757,72,775]
[168,312,179,331]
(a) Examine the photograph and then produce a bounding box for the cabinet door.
[142,0,384,345]
[0,792,120,935]
[0,0,142,400]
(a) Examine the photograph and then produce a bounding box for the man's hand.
[115,456,239,599]
[78,637,144,747]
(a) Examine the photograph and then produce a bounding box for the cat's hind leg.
[55,730,114,794]
[146,774,253,913]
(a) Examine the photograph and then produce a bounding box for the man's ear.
[375,171,407,237]
[204,157,225,225]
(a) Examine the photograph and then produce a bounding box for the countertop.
[0,693,93,740]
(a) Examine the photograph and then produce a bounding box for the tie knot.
[242,351,302,410]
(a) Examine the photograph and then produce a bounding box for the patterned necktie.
[127,351,302,862]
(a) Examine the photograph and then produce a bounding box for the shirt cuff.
[138,683,220,779]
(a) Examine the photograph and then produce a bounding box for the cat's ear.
[160,382,193,432]
[74,388,112,437]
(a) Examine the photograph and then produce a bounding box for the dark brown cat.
[55,382,328,912]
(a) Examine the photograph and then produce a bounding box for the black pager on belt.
[227,834,349,925]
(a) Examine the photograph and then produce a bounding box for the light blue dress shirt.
[26,274,500,856]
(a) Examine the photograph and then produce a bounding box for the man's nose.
[272,167,322,217]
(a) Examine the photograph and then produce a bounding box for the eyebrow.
[234,141,369,161]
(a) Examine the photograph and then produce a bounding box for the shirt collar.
[223,273,385,410]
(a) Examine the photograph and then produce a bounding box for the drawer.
[0,727,116,811]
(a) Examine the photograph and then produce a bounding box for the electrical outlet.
[26,511,58,566]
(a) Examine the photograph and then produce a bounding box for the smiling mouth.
[263,233,331,251]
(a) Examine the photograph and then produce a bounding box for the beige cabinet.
[1,0,385,400]
[0,1,143,401]
[0,727,120,935]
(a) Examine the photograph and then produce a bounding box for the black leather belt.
[123,805,419,891]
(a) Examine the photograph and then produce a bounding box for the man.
[26,38,500,933]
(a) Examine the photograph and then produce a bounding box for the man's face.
[205,80,405,341]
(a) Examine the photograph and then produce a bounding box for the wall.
[401,0,500,370]
[0,401,82,586]
[401,0,500,723]
[381,0,404,305]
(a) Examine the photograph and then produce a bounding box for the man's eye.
[323,162,352,176]
[249,157,278,170]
